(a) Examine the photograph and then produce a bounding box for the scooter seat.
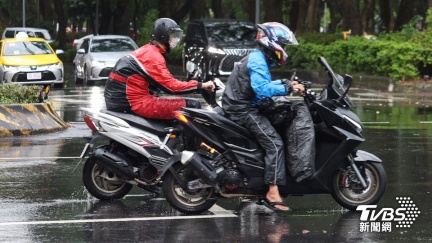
[184,107,255,139]
[100,109,175,136]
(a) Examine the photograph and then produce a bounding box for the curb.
[0,102,68,137]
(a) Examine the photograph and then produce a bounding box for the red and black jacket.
[104,43,202,119]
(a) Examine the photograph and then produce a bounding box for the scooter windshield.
[318,57,354,108]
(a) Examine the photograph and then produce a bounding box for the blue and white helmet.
[256,22,298,65]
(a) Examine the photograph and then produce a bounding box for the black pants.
[227,109,286,185]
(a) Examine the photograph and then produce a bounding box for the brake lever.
[290,71,298,81]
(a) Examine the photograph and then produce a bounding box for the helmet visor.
[169,29,183,49]
[274,25,299,46]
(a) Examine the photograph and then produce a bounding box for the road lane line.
[0,157,81,160]
[362,122,390,124]
[0,205,237,226]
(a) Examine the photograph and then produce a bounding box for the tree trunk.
[394,0,416,31]
[288,0,299,31]
[263,0,283,23]
[304,0,321,33]
[98,0,112,35]
[112,0,132,35]
[242,0,256,23]
[83,0,94,34]
[327,0,343,33]
[360,0,373,34]
[171,0,195,23]
[40,0,54,24]
[342,0,361,35]
[294,0,308,33]
[52,0,67,48]
[211,0,223,19]
[379,0,392,31]
[0,8,11,28]
[131,0,141,41]
[189,0,204,20]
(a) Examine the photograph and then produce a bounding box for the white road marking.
[0,205,237,226]
[0,157,81,160]
[362,122,390,124]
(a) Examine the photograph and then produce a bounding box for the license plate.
[27,72,41,80]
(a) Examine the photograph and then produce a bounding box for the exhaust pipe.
[92,148,136,180]
[181,151,218,186]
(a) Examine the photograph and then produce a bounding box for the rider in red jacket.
[104,18,215,119]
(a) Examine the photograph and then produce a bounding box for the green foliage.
[0,85,40,104]
[426,9,432,26]
[296,33,343,45]
[137,9,159,46]
[287,33,432,81]
[164,46,183,66]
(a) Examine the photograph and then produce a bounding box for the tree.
[394,0,417,31]
[341,0,361,35]
[211,0,223,18]
[379,0,393,32]
[326,0,343,33]
[53,0,67,48]
[263,0,283,23]
[1,0,432,45]
[304,0,321,33]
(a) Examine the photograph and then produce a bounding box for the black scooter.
[159,56,387,214]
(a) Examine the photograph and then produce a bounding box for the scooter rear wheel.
[163,164,217,214]
[83,156,133,200]
[332,161,387,210]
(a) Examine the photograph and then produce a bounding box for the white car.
[73,35,138,86]
[72,34,93,50]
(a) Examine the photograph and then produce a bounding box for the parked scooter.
[160,56,386,214]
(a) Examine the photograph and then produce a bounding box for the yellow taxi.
[0,32,64,87]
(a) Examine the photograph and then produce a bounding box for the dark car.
[183,19,257,81]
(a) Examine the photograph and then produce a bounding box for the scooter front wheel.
[332,161,387,210]
[163,164,217,214]
[83,156,133,200]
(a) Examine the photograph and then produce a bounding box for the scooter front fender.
[158,154,182,178]
[353,150,382,163]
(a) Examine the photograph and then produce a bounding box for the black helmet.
[151,18,183,52]
[255,22,298,65]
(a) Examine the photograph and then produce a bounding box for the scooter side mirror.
[336,74,353,104]
[343,74,353,87]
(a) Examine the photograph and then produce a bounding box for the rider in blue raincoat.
[221,22,304,212]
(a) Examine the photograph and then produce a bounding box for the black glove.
[281,78,291,85]
[281,79,292,93]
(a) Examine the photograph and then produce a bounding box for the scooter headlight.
[343,115,363,132]
[207,46,225,55]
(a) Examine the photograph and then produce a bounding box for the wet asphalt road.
[0,68,432,242]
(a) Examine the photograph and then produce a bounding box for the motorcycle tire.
[331,161,387,210]
[163,164,217,214]
[83,156,133,200]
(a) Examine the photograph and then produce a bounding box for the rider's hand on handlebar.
[282,78,304,95]
[292,83,305,95]
[282,78,300,87]
[202,81,215,92]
